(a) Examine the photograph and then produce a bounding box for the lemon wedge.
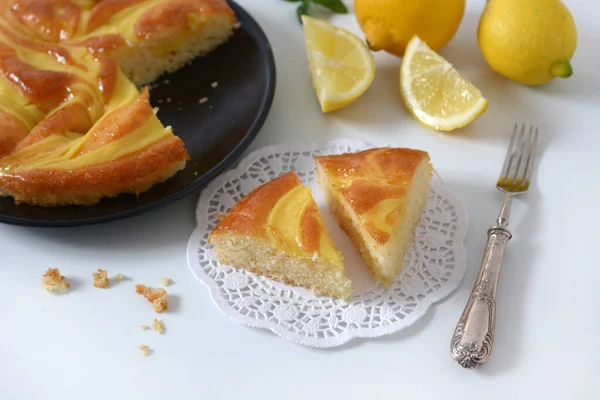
[400,35,487,131]
[301,15,375,113]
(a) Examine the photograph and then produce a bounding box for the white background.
[1,0,598,398]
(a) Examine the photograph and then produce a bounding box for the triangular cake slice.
[208,172,351,300]
[315,148,432,287]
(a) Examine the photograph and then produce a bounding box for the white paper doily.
[187,139,468,348]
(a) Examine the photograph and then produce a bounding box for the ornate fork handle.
[450,225,512,369]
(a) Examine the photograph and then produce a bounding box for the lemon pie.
[0,0,237,206]
[315,148,432,286]
[208,172,352,300]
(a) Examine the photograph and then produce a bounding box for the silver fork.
[450,124,539,369]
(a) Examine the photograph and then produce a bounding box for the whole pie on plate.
[208,171,352,300]
[0,0,238,206]
[315,148,433,286]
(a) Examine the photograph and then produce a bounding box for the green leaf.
[312,0,348,13]
[297,2,309,24]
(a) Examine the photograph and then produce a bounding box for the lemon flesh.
[400,35,487,132]
[301,16,375,113]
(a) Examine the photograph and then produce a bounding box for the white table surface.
[1,0,599,398]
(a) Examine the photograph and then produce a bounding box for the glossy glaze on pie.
[0,0,237,206]
[209,172,351,300]
[316,147,433,286]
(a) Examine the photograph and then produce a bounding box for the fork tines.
[497,123,539,191]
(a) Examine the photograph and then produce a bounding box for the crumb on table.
[198,97,208,104]
[92,269,109,288]
[211,81,218,88]
[161,277,171,286]
[153,318,165,334]
[41,268,70,292]
[140,324,149,331]
[135,284,168,313]
[139,345,150,356]
[116,273,125,281]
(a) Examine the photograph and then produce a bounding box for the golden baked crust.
[316,147,432,286]
[209,172,352,299]
[315,148,430,245]
[210,171,341,263]
[0,0,237,206]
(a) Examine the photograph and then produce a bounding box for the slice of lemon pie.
[315,148,432,287]
[208,172,351,300]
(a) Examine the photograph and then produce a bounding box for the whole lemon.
[478,0,577,85]
[354,0,465,57]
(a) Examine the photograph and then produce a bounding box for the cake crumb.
[198,97,208,104]
[163,79,170,84]
[193,171,198,176]
[116,273,125,281]
[153,318,165,334]
[92,269,109,288]
[140,324,149,331]
[161,277,171,286]
[157,99,163,104]
[136,284,168,313]
[139,345,150,356]
[211,81,218,88]
[166,97,171,103]
[41,268,70,292]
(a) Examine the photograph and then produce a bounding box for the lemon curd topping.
[266,184,342,265]
[359,197,402,235]
[322,151,407,240]
[0,0,238,206]
[317,148,431,245]
[0,3,175,176]
[0,13,158,173]
[209,171,352,300]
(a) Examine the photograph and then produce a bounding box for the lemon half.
[301,16,375,113]
[400,35,487,131]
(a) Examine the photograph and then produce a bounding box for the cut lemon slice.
[400,35,488,131]
[301,15,375,113]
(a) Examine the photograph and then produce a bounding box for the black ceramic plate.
[0,1,275,227]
